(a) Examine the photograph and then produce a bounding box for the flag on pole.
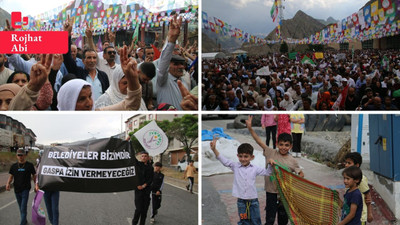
[301,56,316,66]
[270,0,279,22]
[134,120,169,156]
[132,20,139,44]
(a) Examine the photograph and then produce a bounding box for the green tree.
[280,41,288,53]
[166,115,198,160]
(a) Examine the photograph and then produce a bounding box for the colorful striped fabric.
[273,164,340,225]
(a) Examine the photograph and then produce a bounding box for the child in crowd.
[246,115,304,225]
[344,152,373,224]
[183,160,196,194]
[339,166,363,225]
[210,138,275,225]
[150,162,164,223]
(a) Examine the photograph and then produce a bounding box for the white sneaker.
[150,218,155,223]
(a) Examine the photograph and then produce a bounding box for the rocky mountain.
[0,7,11,28]
[318,16,338,25]
[266,10,327,40]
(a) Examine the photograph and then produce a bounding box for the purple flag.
[96,35,103,52]
[75,35,83,49]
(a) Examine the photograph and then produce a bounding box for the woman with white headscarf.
[279,92,294,111]
[10,47,143,111]
[94,65,147,110]
[57,47,142,111]
[263,97,276,111]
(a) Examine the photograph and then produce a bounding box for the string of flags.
[203,0,400,46]
[2,0,198,38]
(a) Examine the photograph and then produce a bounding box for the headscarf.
[279,92,294,110]
[95,65,126,108]
[57,79,95,111]
[95,65,148,110]
[263,97,275,111]
[0,83,22,96]
[0,83,22,111]
[316,91,333,110]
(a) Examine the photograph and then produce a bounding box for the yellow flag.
[315,52,324,59]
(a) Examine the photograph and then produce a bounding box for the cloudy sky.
[4,113,138,145]
[202,0,368,37]
[0,0,72,17]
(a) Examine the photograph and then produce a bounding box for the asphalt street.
[0,182,197,225]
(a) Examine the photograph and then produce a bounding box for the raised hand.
[28,54,53,92]
[178,80,198,110]
[120,45,139,90]
[167,14,182,43]
[108,30,116,44]
[63,16,73,36]
[210,139,217,151]
[4,19,14,31]
[51,54,64,71]
[85,22,93,39]
[138,41,145,48]
[245,115,253,129]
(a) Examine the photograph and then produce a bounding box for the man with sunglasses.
[98,46,119,82]
[6,149,36,225]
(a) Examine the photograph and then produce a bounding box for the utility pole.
[278,0,285,41]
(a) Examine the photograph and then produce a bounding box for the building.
[352,114,399,220]
[0,114,36,151]
[125,114,198,167]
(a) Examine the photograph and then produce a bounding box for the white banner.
[134,120,168,156]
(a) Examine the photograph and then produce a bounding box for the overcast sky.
[4,113,138,145]
[202,0,368,37]
[0,0,72,17]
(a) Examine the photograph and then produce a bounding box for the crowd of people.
[202,49,400,111]
[0,15,198,111]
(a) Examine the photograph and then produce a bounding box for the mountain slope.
[266,10,326,40]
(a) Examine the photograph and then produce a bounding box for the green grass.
[0,152,39,173]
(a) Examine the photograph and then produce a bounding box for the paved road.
[0,182,197,225]
[202,177,230,225]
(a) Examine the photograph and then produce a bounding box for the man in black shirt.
[345,87,360,110]
[150,162,164,223]
[6,149,36,225]
[132,151,154,225]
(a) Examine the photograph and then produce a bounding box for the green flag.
[132,21,139,44]
[289,52,297,60]
[301,56,316,66]
[381,55,389,71]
